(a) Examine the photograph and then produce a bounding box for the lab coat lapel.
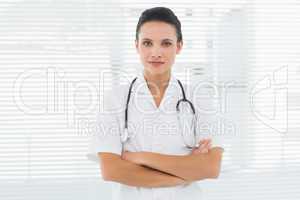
[135,70,179,112]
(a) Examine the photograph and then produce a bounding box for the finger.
[208,142,212,148]
[197,139,211,152]
[205,139,212,147]
[198,142,209,151]
[198,138,210,143]
[197,148,208,154]
[198,143,206,151]
[199,138,211,146]
[203,141,211,150]
[201,139,210,148]
[198,140,205,147]
[198,143,211,153]
[203,149,208,153]
[204,139,211,146]
[198,139,208,149]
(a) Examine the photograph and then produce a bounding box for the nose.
[150,46,162,59]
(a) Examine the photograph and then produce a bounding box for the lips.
[149,61,165,67]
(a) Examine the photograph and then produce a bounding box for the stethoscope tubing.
[122,77,197,148]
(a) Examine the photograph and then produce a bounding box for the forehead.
[139,21,177,40]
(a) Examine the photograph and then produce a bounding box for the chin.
[144,65,171,75]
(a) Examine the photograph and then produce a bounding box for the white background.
[0,0,299,199]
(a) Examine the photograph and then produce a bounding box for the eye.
[142,41,152,47]
[163,42,172,47]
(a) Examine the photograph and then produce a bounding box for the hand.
[121,151,142,164]
[191,138,212,155]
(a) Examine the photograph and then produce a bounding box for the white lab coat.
[88,69,224,200]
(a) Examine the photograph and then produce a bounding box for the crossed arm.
[122,146,223,182]
[99,152,186,188]
[98,139,224,187]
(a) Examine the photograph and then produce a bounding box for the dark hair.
[136,7,183,42]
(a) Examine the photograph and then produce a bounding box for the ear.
[135,40,139,53]
[176,41,183,54]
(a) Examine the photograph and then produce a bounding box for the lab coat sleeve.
[87,88,124,162]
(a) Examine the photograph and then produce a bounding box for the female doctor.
[93,7,224,200]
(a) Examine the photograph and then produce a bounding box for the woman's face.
[135,21,183,76]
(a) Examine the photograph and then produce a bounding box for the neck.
[143,70,171,90]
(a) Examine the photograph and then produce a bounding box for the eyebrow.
[142,38,174,42]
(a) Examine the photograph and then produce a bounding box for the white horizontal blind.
[246,0,300,172]
[0,0,299,200]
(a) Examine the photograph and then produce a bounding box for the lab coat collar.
[135,70,178,95]
[134,70,180,111]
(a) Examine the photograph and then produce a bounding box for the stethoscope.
[122,77,199,149]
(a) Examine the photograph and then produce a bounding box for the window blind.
[0,0,299,199]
